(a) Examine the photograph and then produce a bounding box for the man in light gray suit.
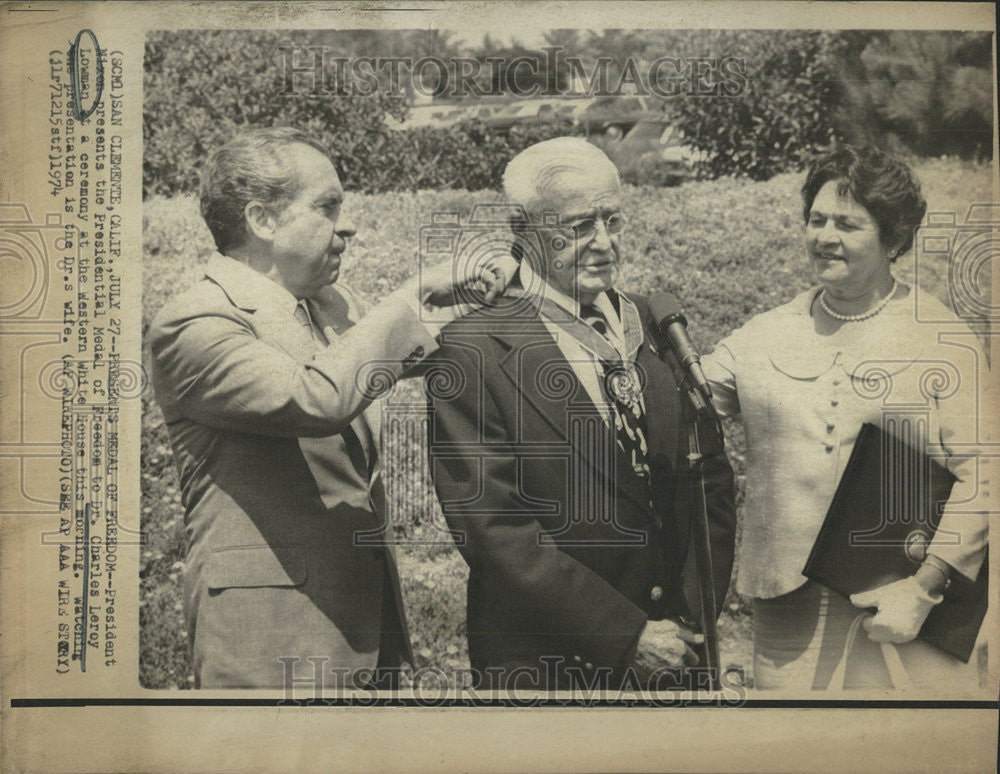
[150,127,505,688]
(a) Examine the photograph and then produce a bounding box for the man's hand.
[850,576,943,644]
[633,619,703,675]
[404,253,519,308]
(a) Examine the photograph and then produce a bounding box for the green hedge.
[144,30,590,196]
[144,30,993,197]
[669,31,843,180]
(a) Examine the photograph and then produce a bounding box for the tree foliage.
[660,31,845,180]
[144,30,410,196]
[831,31,993,160]
[144,29,995,197]
[144,30,587,196]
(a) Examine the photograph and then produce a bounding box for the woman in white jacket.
[702,145,989,690]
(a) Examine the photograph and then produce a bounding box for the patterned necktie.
[580,303,651,480]
[294,299,316,344]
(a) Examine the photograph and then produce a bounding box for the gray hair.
[199,127,331,253]
[502,137,619,218]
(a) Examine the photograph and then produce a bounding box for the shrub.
[374,118,586,191]
[144,31,588,197]
[669,31,844,181]
[830,31,994,161]
[617,153,690,187]
[144,30,410,197]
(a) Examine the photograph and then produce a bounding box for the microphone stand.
[677,372,726,691]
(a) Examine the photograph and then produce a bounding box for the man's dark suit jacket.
[426,292,737,688]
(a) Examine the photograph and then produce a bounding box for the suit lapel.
[494,320,602,441]
[203,254,315,362]
[307,293,379,472]
[491,311,652,508]
[257,303,316,361]
[618,293,645,362]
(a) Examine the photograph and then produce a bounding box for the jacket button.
[650,586,663,601]
[585,662,593,671]
[824,442,834,453]
[573,655,582,664]
[830,399,839,407]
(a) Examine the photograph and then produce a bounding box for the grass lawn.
[139,157,992,688]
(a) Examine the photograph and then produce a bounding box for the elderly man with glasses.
[425,137,737,691]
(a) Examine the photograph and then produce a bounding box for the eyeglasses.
[559,213,628,242]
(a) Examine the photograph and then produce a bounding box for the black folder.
[803,422,988,663]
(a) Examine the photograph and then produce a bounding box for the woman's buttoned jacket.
[703,287,989,599]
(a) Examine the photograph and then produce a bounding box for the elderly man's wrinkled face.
[531,166,623,305]
[267,143,355,299]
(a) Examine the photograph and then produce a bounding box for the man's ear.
[244,200,276,242]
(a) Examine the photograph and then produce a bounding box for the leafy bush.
[616,153,690,187]
[667,31,844,180]
[140,158,992,688]
[146,30,994,199]
[830,31,994,161]
[628,29,992,178]
[144,30,410,197]
[377,118,587,191]
[144,31,588,197]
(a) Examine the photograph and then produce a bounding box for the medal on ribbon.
[604,362,642,409]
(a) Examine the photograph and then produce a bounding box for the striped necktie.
[580,303,651,480]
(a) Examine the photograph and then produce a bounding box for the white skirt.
[752,580,982,691]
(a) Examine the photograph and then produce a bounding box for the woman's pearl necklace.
[820,279,898,322]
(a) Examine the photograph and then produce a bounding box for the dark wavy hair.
[200,127,330,254]
[801,145,927,259]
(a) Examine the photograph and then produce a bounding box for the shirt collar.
[766,285,926,378]
[516,260,621,325]
[513,261,645,360]
[203,253,299,316]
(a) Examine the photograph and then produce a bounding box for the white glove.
[850,576,942,644]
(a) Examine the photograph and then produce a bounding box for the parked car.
[386,95,704,184]
[576,96,657,137]
[596,118,703,184]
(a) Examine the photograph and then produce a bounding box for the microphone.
[648,292,712,399]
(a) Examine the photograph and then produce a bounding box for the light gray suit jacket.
[150,253,436,688]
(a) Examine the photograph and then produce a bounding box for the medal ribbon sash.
[504,288,651,479]
[508,289,644,366]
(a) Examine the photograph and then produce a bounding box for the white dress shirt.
[517,261,633,423]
